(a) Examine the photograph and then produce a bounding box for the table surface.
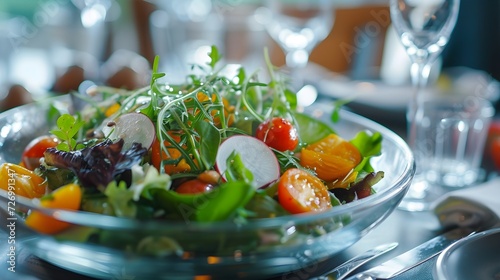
[0,206,448,280]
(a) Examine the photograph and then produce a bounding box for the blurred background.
[0,0,498,121]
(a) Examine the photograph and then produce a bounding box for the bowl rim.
[0,96,415,231]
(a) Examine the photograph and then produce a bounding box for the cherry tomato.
[255,117,299,152]
[25,183,82,234]
[21,135,59,170]
[176,179,214,194]
[277,168,332,214]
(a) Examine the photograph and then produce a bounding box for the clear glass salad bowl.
[0,96,414,279]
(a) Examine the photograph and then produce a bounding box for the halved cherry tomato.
[175,170,219,194]
[151,133,195,175]
[277,168,332,214]
[21,135,59,170]
[25,183,82,234]
[300,134,361,182]
[255,117,299,152]
[176,179,214,194]
[0,163,47,198]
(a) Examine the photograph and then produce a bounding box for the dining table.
[0,201,461,280]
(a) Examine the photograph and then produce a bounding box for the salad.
[1,47,383,238]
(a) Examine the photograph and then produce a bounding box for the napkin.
[432,177,500,229]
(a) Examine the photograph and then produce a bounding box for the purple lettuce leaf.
[44,139,147,190]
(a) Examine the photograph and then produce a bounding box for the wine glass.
[390,0,460,211]
[260,0,333,97]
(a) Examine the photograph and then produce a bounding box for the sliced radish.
[215,135,280,189]
[102,112,156,150]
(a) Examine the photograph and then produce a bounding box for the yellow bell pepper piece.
[25,183,82,234]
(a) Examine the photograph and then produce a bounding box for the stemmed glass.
[260,0,333,97]
[390,0,460,211]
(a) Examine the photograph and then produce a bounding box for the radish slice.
[215,135,280,189]
[102,112,156,150]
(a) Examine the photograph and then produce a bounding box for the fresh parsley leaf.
[50,114,85,151]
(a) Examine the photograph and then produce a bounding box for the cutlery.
[344,227,476,280]
[312,242,398,280]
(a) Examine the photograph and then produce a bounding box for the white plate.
[302,63,413,112]
[434,227,500,280]
[315,77,413,111]
[304,64,500,113]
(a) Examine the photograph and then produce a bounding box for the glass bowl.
[0,96,414,279]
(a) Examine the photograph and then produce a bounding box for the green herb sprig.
[50,114,85,151]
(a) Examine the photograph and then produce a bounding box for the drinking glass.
[261,0,333,93]
[150,0,224,83]
[390,0,460,211]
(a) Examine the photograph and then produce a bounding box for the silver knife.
[344,227,476,280]
[312,242,399,280]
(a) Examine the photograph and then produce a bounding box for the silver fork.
[310,242,398,280]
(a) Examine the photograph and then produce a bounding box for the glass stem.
[407,61,431,150]
[285,49,309,91]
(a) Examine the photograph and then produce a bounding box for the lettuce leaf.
[350,131,383,173]
[44,139,147,189]
[294,112,336,145]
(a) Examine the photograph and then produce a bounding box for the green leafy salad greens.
[36,46,383,228]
